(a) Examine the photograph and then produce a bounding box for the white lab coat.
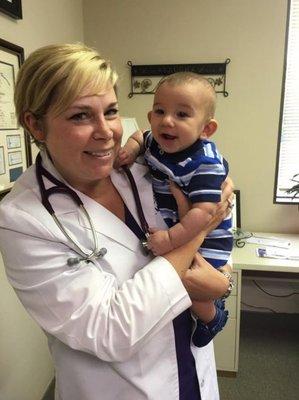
[0,152,219,400]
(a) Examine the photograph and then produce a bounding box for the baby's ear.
[147,111,152,123]
[202,119,218,139]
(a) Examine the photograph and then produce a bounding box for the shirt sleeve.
[187,159,228,204]
[191,299,228,347]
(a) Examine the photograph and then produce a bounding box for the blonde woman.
[0,44,233,400]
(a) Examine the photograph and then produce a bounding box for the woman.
[0,44,233,400]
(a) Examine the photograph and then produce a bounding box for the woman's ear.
[147,111,152,124]
[23,112,46,142]
[201,119,218,139]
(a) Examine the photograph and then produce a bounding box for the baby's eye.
[177,111,189,118]
[154,108,164,115]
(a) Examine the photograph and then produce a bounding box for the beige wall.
[83,0,298,234]
[0,1,83,399]
[0,2,297,399]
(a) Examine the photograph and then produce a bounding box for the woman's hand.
[182,253,230,301]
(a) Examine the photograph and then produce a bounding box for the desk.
[214,232,299,373]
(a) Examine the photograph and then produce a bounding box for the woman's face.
[41,88,123,191]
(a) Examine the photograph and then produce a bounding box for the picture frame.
[0,38,31,198]
[0,0,22,19]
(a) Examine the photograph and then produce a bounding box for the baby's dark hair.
[156,71,216,119]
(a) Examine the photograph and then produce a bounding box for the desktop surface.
[232,232,299,273]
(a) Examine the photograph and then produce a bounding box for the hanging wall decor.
[127,59,230,98]
[0,38,32,197]
[0,0,22,19]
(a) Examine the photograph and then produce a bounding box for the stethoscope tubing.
[36,154,150,264]
[122,165,150,238]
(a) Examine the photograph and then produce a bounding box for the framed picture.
[0,0,22,19]
[0,38,31,197]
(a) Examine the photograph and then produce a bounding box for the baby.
[118,72,233,323]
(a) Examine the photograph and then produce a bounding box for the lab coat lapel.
[111,163,157,233]
[78,163,156,252]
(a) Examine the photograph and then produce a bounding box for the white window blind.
[274,0,299,204]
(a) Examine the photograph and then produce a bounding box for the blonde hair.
[14,43,118,147]
[156,72,216,119]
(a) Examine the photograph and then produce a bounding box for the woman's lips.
[84,150,112,158]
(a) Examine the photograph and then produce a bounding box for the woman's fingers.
[214,175,235,221]
[169,181,191,219]
[221,176,235,203]
[182,253,230,301]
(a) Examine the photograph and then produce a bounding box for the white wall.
[83,0,299,234]
[0,1,83,399]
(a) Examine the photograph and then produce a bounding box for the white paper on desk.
[256,247,299,260]
[247,236,291,249]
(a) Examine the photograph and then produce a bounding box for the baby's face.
[148,82,210,153]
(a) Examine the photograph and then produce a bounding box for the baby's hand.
[147,229,174,256]
[115,147,137,169]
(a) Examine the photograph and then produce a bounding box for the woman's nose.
[93,118,113,140]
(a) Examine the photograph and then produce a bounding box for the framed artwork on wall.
[0,38,31,198]
[0,0,22,19]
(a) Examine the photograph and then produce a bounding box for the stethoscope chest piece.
[140,237,150,255]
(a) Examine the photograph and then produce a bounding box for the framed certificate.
[0,38,32,197]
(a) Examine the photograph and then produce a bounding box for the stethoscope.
[35,153,150,266]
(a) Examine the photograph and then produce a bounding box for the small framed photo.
[0,38,32,197]
[0,0,22,19]
[6,134,21,149]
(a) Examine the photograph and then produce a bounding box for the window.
[274,0,299,204]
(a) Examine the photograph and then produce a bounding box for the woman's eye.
[70,112,89,121]
[105,108,119,118]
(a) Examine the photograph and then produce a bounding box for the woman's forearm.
[162,232,206,278]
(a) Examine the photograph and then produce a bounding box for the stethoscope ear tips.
[67,257,82,266]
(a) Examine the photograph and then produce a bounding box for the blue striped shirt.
[144,130,233,268]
